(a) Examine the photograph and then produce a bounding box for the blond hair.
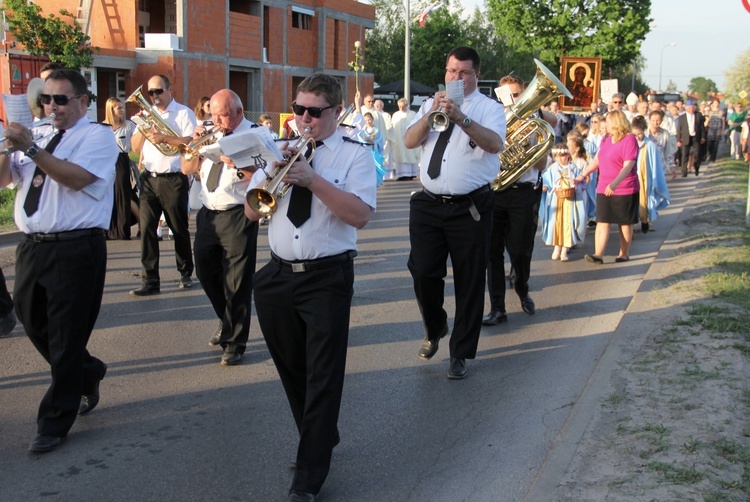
[606,110,631,142]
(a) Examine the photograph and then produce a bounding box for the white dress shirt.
[411,88,506,195]
[10,116,118,233]
[140,99,196,173]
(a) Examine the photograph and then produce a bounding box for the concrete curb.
[0,231,22,248]
[523,172,706,500]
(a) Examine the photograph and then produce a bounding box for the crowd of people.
[1,54,748,502]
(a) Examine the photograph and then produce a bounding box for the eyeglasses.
[39,94,82,106]
[147,88,165,96]
[445,68,476,78]
[291,102,336,118]
[364,100,373,103]
[591,120,600,123]
[612,101,623,104]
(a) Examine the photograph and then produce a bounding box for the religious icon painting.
[559,57,602,113]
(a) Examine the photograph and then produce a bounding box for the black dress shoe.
[130,283,160,296]
[418,325,448,360]
[641,222,649,233]
[520,295,536,315]
[287,490,317,502]
[482,310,508,326]
[208,322,222,347]
[28,434,64,453]
[221,351,243,366]
[447,357,466,379]
[179,275,193,289]
[79,363,106,415]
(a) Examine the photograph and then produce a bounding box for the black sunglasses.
[40,94,82,106]
[148,88,165,96]
[291,102,336,118]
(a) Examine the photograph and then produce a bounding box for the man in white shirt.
[0,69,118,453]
[182,89,259,366]
[131,74,196,296]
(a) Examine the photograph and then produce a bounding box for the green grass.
[0,187,17,228]
[646,460,705,483]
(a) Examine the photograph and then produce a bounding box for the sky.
[458,0,750,93]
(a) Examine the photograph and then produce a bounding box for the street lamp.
[658,42,676,92]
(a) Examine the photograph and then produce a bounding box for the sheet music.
[494,85,515,107]
[1,94,34,128]
[445,80,465,106]
[199,126,284,170]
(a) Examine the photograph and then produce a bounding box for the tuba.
[245,127,316,217]
[126,85,182,156]
[491,59,573,191]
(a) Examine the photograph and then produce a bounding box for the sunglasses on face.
[291,102,336,118]
[40,94,82,106]
[147,88,165,96]
[612,101,622,104]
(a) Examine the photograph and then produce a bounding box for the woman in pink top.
[575,110,639,264]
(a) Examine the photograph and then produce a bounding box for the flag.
[417,2,442,27]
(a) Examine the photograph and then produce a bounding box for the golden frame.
[558,57,602,113]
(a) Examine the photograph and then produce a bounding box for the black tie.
[286,141,322,228]
[205,162,222,192]
[23,129,65,216]
[427,123,454,179]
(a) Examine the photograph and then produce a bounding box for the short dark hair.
[446,46,480,73]
[499,74,523,87]
[649,109,665,120]
[296,73,342,108]
[631,115,648,132]
[40,62,65,76]
[46,69,88,96]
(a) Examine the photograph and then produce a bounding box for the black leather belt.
[25,228,105,242]
[422,184,490,204]
[271,250,357,273]
[511,182,536,189]
[147,171,182,177]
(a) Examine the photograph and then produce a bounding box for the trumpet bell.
[246,188,277,217]
[427,109,449,132]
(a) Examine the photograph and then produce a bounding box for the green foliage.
[724,47,750,102]
[688,77,719,102]
[485,0,652,81]
[4,0,96,70]
[0,188,17,228]
[666,79,678,93]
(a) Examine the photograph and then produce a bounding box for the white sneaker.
[551,247,561,260]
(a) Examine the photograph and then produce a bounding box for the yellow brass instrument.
[337,103,356,127]
[245,127,316,216]
[179,124,222,161]
[0,114,57,156]
[126,85,182,156]
[492,59,573,192]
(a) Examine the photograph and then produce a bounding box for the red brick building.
[0,0,375,122]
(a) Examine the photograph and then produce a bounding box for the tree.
[4,0,96,70]
[665,80,678,93]
[724,48,750,102]
[486,0,652,74]
[687,77,718,102]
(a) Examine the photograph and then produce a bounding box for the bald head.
[210,89,244,132]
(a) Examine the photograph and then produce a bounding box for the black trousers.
[14,233,107,437]
[707,139,720,163]
[0,268,13,317]
[680,137,701,176]
[486,186,542,312]
[408,189,493,359]
[254,257,354,495]
[194,205,258,354]
[139,172,193,283]
[107,152,136,240]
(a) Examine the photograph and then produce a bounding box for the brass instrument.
[427,107,450,132]
[0,114,57,156]
[126,85,182,156]
[337,103,356,127]
[491,59,573,192]
[245,127,316,216]
[179,125,222,161]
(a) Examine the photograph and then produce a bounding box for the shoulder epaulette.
[91,121,111,127]
[342,136,369,147]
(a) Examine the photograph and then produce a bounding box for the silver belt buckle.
[292,262,307,273]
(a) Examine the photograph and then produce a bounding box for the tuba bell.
[491,59,573,191]
[126,85,183,156]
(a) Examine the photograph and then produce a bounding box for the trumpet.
[427,107,450,132]
[0,114,57,156]
[245,127,316,216]
[337,103,356,127]
[179,124,223,161]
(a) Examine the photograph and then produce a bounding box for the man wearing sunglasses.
[181,89,259,367]
[130,74,196,296]
[0,69,118,453]
[404,46,505,380]
[245,73,376,502]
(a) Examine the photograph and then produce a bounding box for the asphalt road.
[0,175,697,501]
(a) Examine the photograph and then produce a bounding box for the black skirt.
[596,192,639,225]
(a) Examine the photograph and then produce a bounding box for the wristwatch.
[25,144,40,159]
[461,116,472,128]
